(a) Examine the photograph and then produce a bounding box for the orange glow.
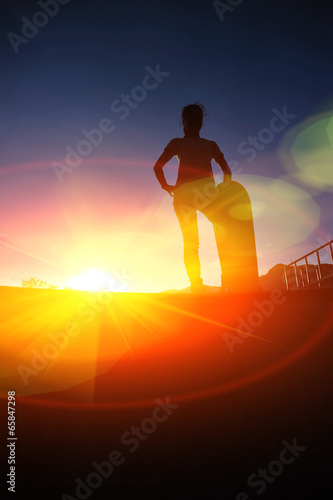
[0,156,323,291]
[1,287,332,410]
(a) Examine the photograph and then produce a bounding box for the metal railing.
[284,240,333,290]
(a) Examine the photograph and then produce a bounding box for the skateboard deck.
[203,180,260,292]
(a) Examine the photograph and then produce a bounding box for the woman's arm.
[215,153,232,182]
[153,150,176,196]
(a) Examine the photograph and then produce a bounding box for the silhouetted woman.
[153,103,232,292]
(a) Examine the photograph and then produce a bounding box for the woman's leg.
[173,198,202,288]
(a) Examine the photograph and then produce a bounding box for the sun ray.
[0,240,64,271]
[105,304,134,355]
[135,294,281,346]
[116,300,162,343]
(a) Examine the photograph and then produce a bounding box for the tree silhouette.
[22,277,57,289]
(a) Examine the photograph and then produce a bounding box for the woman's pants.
[173,177,221,287]
[173,177,259,292]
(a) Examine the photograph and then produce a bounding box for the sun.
[64,269,123,292]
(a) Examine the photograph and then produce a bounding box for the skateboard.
[203,180,260,292]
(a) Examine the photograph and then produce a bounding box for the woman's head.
[181,102,206,137]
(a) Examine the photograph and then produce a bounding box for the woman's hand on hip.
[164,184,176,196]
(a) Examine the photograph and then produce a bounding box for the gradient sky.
[0,0,332,291]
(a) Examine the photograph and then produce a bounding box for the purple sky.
[0,0,332,290]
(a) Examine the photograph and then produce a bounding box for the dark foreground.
[0,287,332,499]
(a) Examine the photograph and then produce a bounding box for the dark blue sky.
[1,0,332,164]
[0,0,332,289]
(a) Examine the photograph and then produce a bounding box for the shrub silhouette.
[22,277,57,289]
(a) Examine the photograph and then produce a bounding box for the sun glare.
[64,269,118,292]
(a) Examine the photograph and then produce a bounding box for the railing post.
[294,263,299,289]
[300,266,305,288]
[316,250,323,281]
[284,266,289,291]
[304,256,310,286]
